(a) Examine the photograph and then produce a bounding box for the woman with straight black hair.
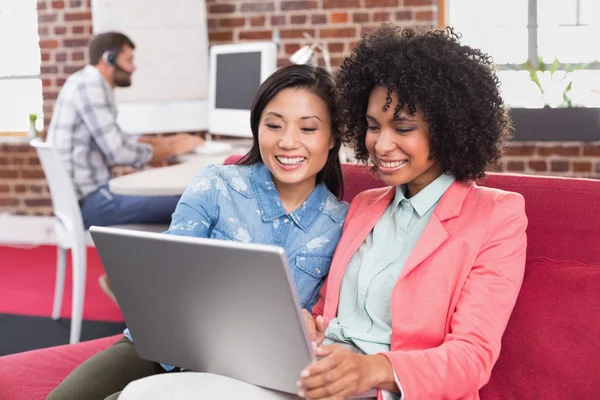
[47,64,349,400]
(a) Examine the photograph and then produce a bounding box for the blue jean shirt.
[124,162,349,370]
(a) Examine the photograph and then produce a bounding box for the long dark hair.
[237,64,344,199]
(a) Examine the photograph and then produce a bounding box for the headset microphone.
[102,50,132,75]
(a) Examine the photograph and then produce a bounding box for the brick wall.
[1,0,599,217]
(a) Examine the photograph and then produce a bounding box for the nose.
[374,128,396,155]
[279,126,300,149]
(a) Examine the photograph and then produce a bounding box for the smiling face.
[365,86,443,196]
[258,87,334,195]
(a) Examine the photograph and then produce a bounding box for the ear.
[329,135,336,150]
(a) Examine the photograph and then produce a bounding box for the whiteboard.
[91,0,209,133]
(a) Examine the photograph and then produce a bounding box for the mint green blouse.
[324,173,455,355]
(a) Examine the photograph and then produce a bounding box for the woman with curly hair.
[118,24,527,400]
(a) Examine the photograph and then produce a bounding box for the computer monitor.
[208,42,277,138]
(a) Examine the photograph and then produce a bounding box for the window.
[0,0,43,132]
[448,0,600,108]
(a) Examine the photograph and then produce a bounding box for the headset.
[102,50,131,75]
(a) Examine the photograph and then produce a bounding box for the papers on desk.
[194,141,233,155]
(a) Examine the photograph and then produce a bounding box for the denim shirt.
[124,162,349,370]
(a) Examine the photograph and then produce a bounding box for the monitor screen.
[215,52,262,111]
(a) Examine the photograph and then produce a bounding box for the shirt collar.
[250,162,330,232]
[391,173,456,218]
[85,65,113,92]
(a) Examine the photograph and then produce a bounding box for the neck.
[275,178,317,214]
[92,64,115,88]
[407,163,444,198]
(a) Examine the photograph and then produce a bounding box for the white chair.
[30,138,169,344]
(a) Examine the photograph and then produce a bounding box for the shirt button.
[316,268,321,274]
[283,218,289,223]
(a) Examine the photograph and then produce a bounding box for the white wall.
[91,0,209,133]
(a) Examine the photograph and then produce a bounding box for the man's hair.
[88,32,135,65]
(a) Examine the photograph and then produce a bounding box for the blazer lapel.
[398,181,472,280]
[325,187,395,315]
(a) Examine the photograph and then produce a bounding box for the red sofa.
[2,159,599,400]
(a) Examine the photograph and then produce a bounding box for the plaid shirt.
[47,65,153,200]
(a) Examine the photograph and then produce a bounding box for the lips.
[275,156,306,165]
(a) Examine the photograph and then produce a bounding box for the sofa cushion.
[480,258,600,399]
[0,335,121,400]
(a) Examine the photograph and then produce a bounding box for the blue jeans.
[81,185,180,229]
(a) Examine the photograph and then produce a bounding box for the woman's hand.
[297,345,396,399]
[301,309,326,347]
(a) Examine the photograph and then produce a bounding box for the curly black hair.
[336,24,513,181]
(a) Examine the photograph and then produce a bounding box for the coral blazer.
[312,180,528,400]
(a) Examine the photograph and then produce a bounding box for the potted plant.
[508,57,600,141]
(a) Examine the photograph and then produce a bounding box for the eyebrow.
[264,111,323,123]
[366,114,414,123]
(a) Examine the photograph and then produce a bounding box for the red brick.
[291,15,307,24]
[12,157,25,165]
[40,65,58,74]
[15,185,27,194]
[583,145,600,156]
[56,78,66,86]
[527,160,547,172]
[596,161,600,174]
[239,30,273,40]
[311,14,327,24]
[63,38,89,47]
[271,16,286,26]
[0,184,9,193]
[24,199,53,207]
[207,18,217,30]
[29,157,41,166]
[41,52,51,62]
[55,53,67,62]
[353,12,369,23]
[327,42,345,53]
[72,51,85,61]
[365,0,398,7]
[280,29,315,39]
[3,144,32,153]
[0,198,19,207]
[0,170,18,179]
[323,0,360,8]
[64,65,83,74]
[53,26,67,35]
[405,0,435,4]
[69,0,82,7]
[38,27,49,36]
[21,170,46,179]
[64,11,92,21]
[219,17,245,28]
[331,12,349,23]
[38,13,57,23]
[504,145,535,156]
[320,27,356,38]
[39,39,60,49]
[209,4,236,13]
[240,2,274,12]
[537,145,580,156]
[277,57,293,68]
[550,160,570,172]
[284,44,301,54]
[573,161,592,173]
[52,0,65,9]
[42,78,52,87]
[506,161,525,172]
[0,156,8,165]
[396,10,412,20]
[30,184,44,193]
[44,91,60,100]
[209,31,234,41]
[281,1,318,11]
[37,1,47,10]
[72,25,86,34]
[416,10,435,21]
[250,16,266,27]
[374,12,391,22]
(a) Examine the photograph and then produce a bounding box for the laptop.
[90,226,315,395]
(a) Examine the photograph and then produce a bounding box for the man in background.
[46,31,203,299]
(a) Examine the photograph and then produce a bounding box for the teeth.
[380,160,407,168]
[276,156,305,165]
